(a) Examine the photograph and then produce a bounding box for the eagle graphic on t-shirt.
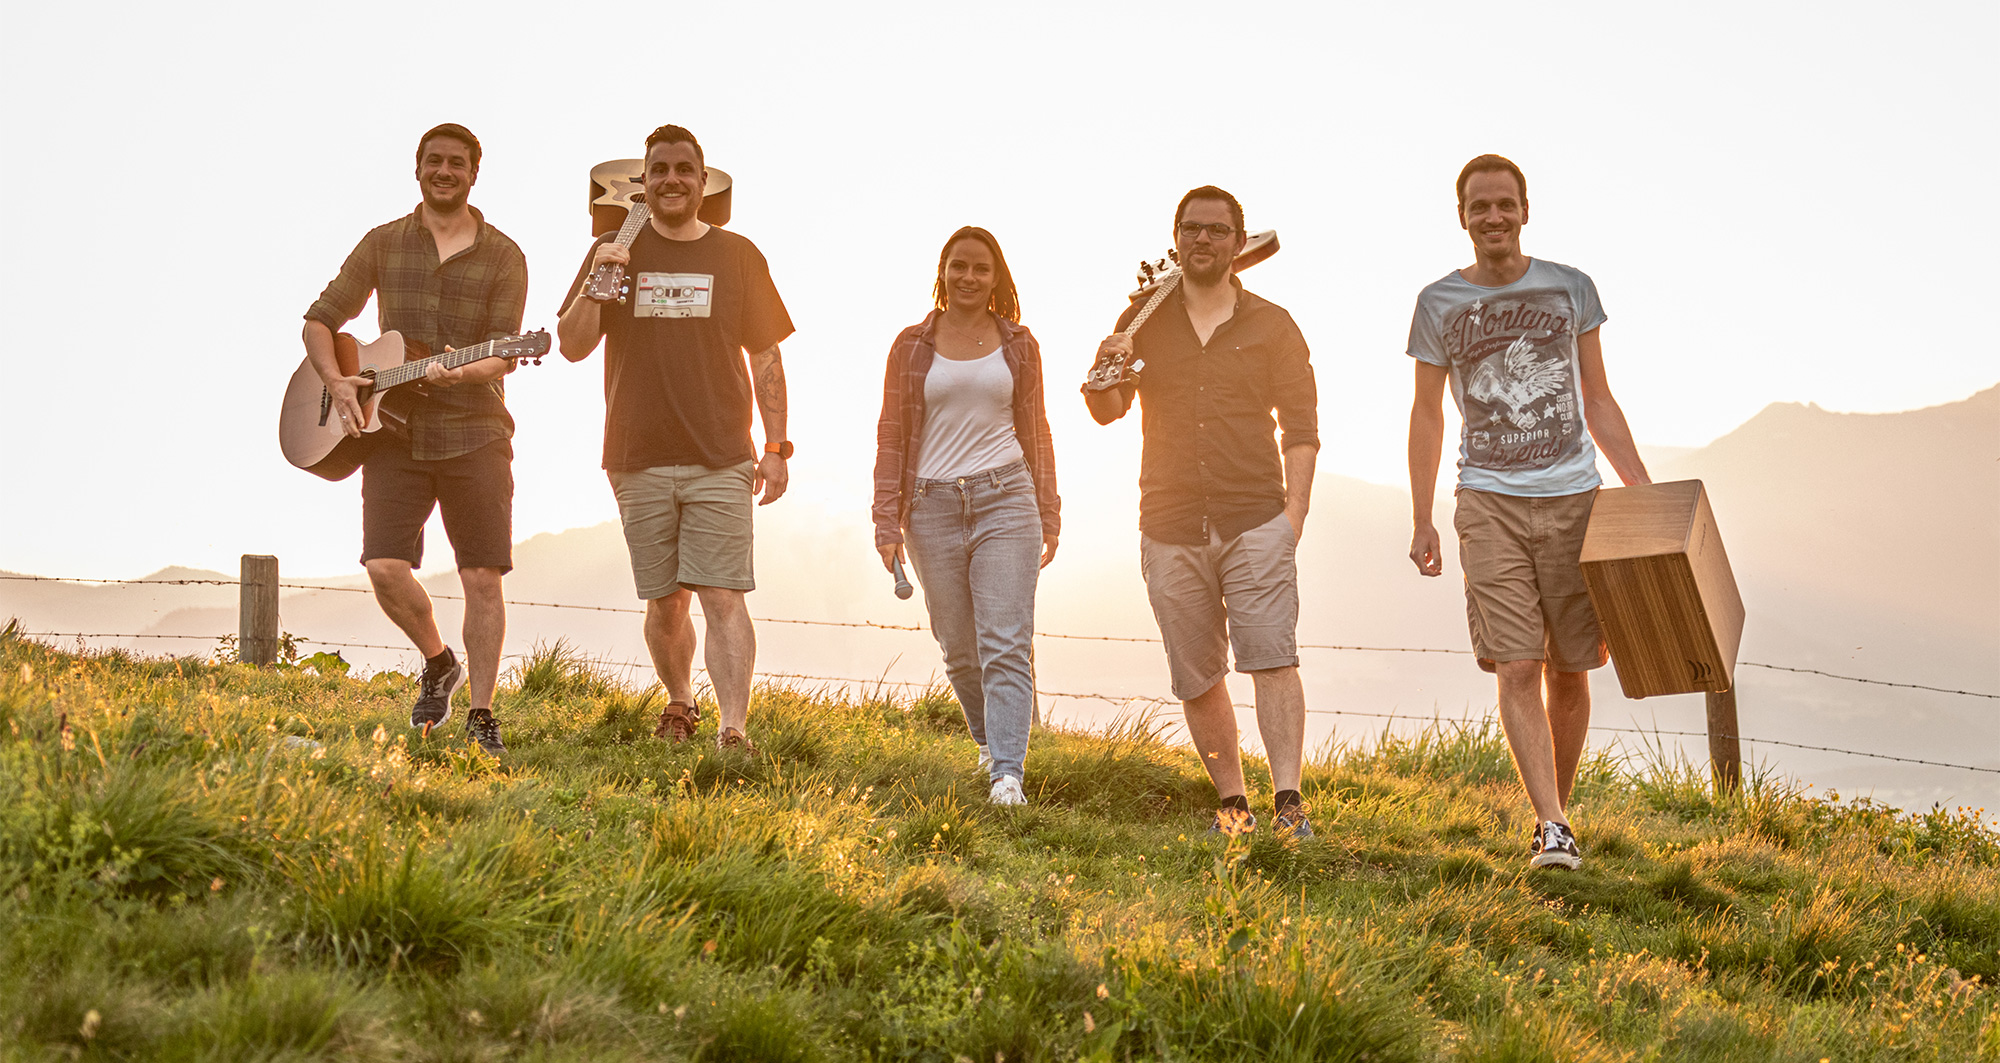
[1466,332,1567,430]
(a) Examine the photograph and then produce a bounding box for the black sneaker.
[1530,821,1582,870]
[411,649,464,733]
[465,708,505,755]
[1206,807,1257,837]
[1274,805,1316,839]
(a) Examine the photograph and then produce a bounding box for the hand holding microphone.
[878,543,914,600]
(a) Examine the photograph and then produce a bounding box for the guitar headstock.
[1127,230,1280,297]
[496,330,552,367]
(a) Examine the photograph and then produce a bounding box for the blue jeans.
[905,459,1040,782]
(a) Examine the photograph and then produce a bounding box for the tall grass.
[1,627,1995,1061]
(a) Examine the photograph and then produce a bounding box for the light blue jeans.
[904,459,1040,783]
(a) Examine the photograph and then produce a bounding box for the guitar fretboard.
[611,199,651,249]
[371,339,505,390]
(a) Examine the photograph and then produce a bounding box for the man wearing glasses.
[1085,186,1320,837]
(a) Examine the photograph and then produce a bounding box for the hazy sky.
[2,0,1994,579]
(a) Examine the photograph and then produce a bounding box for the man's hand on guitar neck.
[591,242,631,270]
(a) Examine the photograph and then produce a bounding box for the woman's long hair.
[931,226,1021,323]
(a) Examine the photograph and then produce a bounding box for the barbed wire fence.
[5,569,1997,779]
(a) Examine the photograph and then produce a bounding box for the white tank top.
[915,349,1024,480]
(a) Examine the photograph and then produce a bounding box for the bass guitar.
[1083,229,1280,392]
[582,159,735,304]
[278,330,550,481]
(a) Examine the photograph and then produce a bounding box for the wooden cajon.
[1580,480,1745,699]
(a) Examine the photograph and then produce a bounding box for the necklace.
[942,314,991,349]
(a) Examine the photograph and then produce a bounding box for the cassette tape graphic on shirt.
[634,272,714,318]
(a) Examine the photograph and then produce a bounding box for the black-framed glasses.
[1177,222,1237,240]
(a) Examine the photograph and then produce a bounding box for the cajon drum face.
[1580,481,1746,699]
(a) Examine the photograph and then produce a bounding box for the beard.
[647,188,702,228]
[1183,252,1233,286]
[422,181,469,214]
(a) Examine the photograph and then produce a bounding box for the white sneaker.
[989,775,1026,806]
[976,744,992,774]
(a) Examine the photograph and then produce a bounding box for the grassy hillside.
[2,630,1995,1062]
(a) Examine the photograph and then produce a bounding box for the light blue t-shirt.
[1406,258,1607,497]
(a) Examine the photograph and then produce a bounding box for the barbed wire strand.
[8,571,1993,699]
[12,629,1999,777]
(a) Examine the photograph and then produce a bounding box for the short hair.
[1174,185,1245,236]
[932,226,1021,323]
[416,123,481,174]
[1456,154,1527,208]
[644,124,705,168]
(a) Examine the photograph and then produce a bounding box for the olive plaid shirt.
[304,206,527,460]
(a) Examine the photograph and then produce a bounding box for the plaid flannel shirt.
[304,206,527,460]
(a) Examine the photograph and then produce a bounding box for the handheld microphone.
[892,557,914,600]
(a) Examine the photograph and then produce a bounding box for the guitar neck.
[371,340,502,391]
[612,200,650,248]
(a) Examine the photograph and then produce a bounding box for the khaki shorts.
[609,462,756,598]
[1453,487,1607,673]
[1139,511,1300,700]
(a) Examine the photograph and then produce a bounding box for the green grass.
[1,633,1996,1061]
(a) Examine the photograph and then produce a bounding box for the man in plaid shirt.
[301,122,527,756]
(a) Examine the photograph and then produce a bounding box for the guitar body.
[588,159,733,236]
[278,331,424,481]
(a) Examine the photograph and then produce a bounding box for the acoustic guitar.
[1083,229,1280,392]
[278,331,550,481]
[582,160,735,304]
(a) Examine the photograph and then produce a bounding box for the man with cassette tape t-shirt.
[557,123,795,754]
[1405,154,1650,871]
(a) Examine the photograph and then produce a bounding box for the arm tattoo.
[753,347,788,415]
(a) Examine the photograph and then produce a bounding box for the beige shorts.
[1139,511,1300,700]
[1453,487,1607,674]
[609,462,756,598]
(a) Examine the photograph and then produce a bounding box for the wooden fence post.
[240,555,279,665]
[1706,687,1742,793]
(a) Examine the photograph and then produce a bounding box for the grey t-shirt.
[1406,258,1606,496]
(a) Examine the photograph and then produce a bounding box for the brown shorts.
[608,462,757,598]
[359,438,514,572]
[1139,511,1300,700]
[1453,487,1607,674]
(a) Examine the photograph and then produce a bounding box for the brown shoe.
[653,701,699,743]
[716,727,757,753]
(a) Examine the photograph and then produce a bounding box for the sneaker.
[989,775,1026,806]
[1530,821,1583,870]
[976,743,993,774]
[1274,805,1316,839]
[465,708,505,755]
[410,649,464,733]
[1206,807,1257,837]
[716,727,758,753]
[653,701,700,743]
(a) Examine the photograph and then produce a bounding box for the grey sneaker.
[1274,805,1316,839]
[1206,807,1257,837]
[465,708,505,755]
[1530,821,1582,870]
[411,649,464,733]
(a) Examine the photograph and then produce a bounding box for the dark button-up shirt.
[304,206,527,460]
[1100,279,1318,545]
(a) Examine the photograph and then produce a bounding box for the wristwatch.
[764,440,794,460]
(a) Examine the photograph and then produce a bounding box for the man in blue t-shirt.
[1405,154,1651,871]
